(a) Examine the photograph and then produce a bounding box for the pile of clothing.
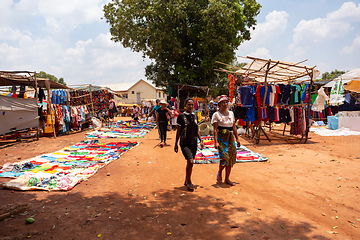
[0,140,138,191]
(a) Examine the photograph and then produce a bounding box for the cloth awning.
[323,68,360,88]
[235,57,320,82]
[323,80,351,88]
[0,95,39,135]
[215,56,319,83]
[344,80,360,93]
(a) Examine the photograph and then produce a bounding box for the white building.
[101,79,167,104]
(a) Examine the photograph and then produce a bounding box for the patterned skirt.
[217,129,236,167]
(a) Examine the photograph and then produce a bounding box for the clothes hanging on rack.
[290,107,306,136]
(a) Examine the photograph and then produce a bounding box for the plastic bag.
[92,117,102,130]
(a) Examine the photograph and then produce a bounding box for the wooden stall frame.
[214,56,319,144]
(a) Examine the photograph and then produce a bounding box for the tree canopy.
[37,71,66,85]
[103,0,261,88]
[321,69,346,81]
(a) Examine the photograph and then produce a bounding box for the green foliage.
[37,71,66,85]
[321,69,346,80]
[103,0,261,88]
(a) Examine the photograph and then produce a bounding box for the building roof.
[100,79,162,92]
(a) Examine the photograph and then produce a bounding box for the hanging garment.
[238,86,254,107]
[329,80,345,106]
[274,85,281,105]
[290,107,305,136]
[228,74,235,101]
[280,84,291,105]
[234,106,247,119]
[268,107,275,122]
[244,107,255,123]
[260,86,271,105]
[269,85,276,106]
[312,87,329,112]
[301,84,309,102]
[38,87,45,103]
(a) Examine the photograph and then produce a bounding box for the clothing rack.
[215,56,319,144]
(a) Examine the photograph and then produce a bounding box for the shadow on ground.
[0,187,331,240]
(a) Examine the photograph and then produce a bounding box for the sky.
[0,0,359,86]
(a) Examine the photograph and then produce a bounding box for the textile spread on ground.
[86,121,156,138]
[310,126,360,136]
[0,140,138,191]
[195,136,268,164]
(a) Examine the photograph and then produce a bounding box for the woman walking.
[174,98,204,191]
[211,95,241,186]
[156,100,172,147]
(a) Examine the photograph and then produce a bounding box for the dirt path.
[0,119,359,239]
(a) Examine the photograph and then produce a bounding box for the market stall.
[168,83,209,111]
[215,56,320,144]
[0,71,70,139]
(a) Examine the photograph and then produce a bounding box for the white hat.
[209,100,214,104]
[160,100,167,105]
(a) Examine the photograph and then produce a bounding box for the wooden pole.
[45,79,56,138]
[89,84,95,117]
[256,61,272,144]
[34,72,40,140]
[304,68,314,143]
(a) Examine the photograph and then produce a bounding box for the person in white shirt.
[211,95,241,186]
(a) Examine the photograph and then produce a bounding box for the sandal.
[224,180,236,186]
[185,182,195,191]
[216,172,222,183]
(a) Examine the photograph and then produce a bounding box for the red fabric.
[274,85,280,104]
[237,119,246,126]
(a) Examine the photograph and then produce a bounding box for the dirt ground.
[0,117,359,240]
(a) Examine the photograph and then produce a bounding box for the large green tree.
[37,71,66,85]
[103,0,261,88]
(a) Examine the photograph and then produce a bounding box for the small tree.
[37,71,67,85]
[321,70,346,80]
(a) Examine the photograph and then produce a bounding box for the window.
[132,91,135,94]
[163,93,165,98]
[159,92,161,98]
[122,94,128,99]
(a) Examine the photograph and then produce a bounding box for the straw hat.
[160,100,167,105]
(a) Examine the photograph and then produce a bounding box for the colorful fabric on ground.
[194,136,268,164]
[0,140,138,191]
[86,120,156,138]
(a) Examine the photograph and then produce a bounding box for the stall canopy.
[323,68,360,88]
[344,80,360,93]
[234,56,320,82]
[0,71,70,89]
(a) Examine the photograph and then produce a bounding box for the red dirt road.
[0,119,359,239]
